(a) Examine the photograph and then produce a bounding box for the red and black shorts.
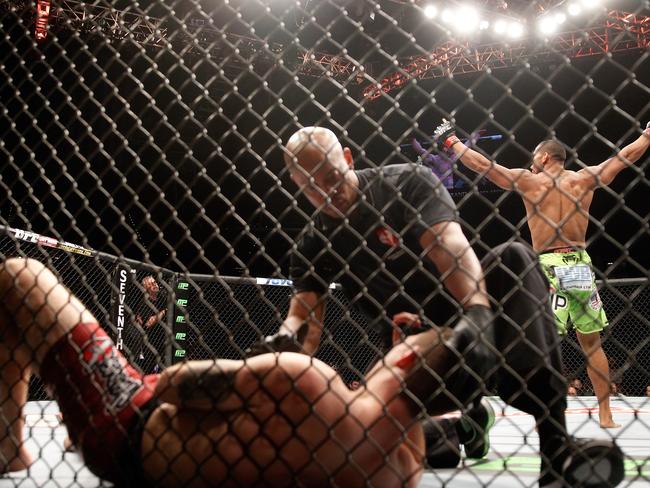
[40,322,160,484]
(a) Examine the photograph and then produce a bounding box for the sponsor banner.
[172,279,190,364]
[11,228,94,256]
[256,277,294,287]
[111,265,133,351]
[256,277,337,289]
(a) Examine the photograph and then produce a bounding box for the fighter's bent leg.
[0,258,95,472]
[0,340,32,472]
[0,258,96,366]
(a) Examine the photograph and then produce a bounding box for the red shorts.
[40,323,159,483]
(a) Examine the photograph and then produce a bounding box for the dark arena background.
[0,0,649,486]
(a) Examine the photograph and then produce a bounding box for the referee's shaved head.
[283,126,358,218]
[283,127,344,170]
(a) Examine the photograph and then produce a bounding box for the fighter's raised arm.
[577,121,650,188]
[433,120,536,192]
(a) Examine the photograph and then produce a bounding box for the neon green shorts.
[539,250,608,336]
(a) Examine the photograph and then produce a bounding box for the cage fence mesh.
[0,0,649,485]
[3,230,648,400]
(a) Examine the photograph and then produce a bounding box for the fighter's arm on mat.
[577,122,650,188]
[419,221,489,309]
[278,291,326,354]
[433,120,536,192]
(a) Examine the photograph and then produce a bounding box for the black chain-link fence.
[3,227,649,399]
[177,275,388,384]
[1,0,649,485]
[0,227,389,396]
[563,279,650,397]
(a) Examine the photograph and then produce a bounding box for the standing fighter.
[254,126,624,487]
[437,119,650,428]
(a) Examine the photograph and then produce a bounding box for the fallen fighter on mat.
[0,258,624,486]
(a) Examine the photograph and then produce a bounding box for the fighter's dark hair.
[534,139,566,163]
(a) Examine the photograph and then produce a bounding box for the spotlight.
[423,4,437,19]
[580,0,601,8]
[508,21,524,38]
[494,19,507,34]
[479,20,490,30]
[567,2,582,15]
[456,5,480,32]
[555,12,566,24]
[441,9,453,23]
[538,15,557,34]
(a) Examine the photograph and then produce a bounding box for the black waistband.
[540,246,584,255]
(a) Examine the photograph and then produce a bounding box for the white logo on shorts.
[554,264,592,291]
[550,293,568,311]
[82,336,142,411]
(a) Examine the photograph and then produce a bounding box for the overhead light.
[479,20,490,30]
[508,21,524,38]
[580,0,601,8]
[441,9,453,23]
[567,2,582,15]
[423,4,437,19]
[555,12,567,24]
[456,5,480,32]
[538,15,557,34]
[494,19,507,34]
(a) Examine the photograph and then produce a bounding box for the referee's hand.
[245,323,308,357]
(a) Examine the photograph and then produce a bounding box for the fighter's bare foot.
[0,447,33,473]
[600,419,621,429]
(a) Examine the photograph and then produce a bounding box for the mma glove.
[433,119,461,150]
[245,322,308,357]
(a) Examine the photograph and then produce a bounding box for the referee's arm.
[419,220,489,309]
[280,291,326,355]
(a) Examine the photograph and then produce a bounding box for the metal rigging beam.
[363,10,649,100]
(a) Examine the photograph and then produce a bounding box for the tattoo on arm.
[177,367,236,405]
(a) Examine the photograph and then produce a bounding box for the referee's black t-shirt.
[290,163,460,337]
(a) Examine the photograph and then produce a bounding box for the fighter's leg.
[576,331,620,429]
[0,258,95,366]
[0,340,32,472]
[570,281,619,429]
[0,258,95,472]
